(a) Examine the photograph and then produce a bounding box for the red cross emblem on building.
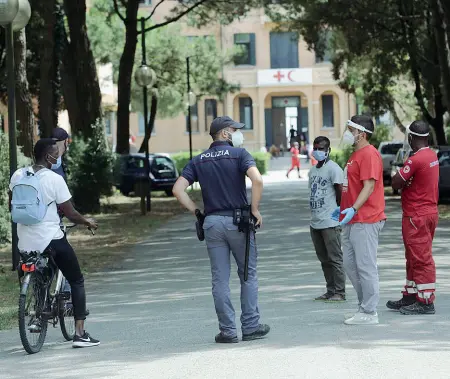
[273,71,285,82]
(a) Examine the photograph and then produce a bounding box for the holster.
[195,209,205,241]
[233,205,256,233]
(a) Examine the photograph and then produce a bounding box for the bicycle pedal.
[60,292,71,300]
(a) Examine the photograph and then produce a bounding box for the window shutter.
[249,33,256,66]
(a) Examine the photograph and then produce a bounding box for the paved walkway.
[2,175,450,379]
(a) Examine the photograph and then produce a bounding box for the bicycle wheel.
[59,289,75,341]
[18,273,48,354]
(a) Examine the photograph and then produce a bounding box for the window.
[139,0,151,5]
[239,97,253,130]
[186,103,199,133]
[234,33,256,66]
[204,99,217,131]
[321,95,334,128]
[105,112,113,136]
[380,143,403,156]
[438,151,450,166]
[315,30,333,64]
[270,32,299,69]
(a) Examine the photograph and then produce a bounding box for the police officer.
[173,116,270,343]
[51,127,70,180]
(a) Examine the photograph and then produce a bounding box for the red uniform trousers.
[401,214,438,304]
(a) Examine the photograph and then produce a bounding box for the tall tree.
[268,0,450,143]
[60,0,103,138]
[14,29,35,157]
[29,0,62,138]
[111,0,263,154]
[88,2,240,150]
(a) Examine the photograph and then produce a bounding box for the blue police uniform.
[181,138,262,339]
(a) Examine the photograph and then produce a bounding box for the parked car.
[114,153,179,197]
[437,146,450,198]
[390,145,447,198]
[378,141,404,186]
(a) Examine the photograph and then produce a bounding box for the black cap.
[51,127,69,141]
[209,116,244,136]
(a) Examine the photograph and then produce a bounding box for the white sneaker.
[344,311,379,325]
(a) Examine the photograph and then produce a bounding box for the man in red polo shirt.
[332,115,386,325]
[387,120,439,315]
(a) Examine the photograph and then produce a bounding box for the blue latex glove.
[331,207,341,221]
[340,207,356,226]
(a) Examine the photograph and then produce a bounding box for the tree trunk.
[35,0,59,138]
[61,0,102,139]
[432,0,450,113]
[139,95,158,153]
[116,0,140,154]
[14,29,34,157]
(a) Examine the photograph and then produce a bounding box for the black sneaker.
[386,295,416,310]
[314,292,332,301]
[400,301,436,315]
[242,324,270,341]
[215,332,238,344]
[72,332,100,348]
[325,294,346,302]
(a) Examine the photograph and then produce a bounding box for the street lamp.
[134,17,156,214]
[185,57,197,161]
[0,0,31,270]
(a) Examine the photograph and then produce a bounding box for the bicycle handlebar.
[62,224,95,236]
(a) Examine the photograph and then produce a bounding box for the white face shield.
[340,120,373,147]
[402,122,430,162]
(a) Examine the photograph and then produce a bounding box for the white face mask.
[342,130,355,145]
[228,130,244,147]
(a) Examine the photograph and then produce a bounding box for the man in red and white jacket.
[388,120,439,315]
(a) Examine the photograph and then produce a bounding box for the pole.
[6,23,18,271]
[141,17,151,212]
[186,57,193,161]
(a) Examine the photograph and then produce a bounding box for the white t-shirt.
[9,167,72,253]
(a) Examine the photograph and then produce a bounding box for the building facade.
[101,1,359,153]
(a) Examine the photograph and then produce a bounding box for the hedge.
[171,150,270,176]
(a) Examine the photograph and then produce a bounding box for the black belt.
[207,210,234,217]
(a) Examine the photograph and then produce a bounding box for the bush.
[370,123,392,149]
[0,131,31,244]
[171,150,270,176]
[65,120,115,214]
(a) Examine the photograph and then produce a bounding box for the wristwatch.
[352,207,358,214]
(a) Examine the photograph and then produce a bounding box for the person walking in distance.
[172,116,270,343]
[387,121,439,315]
[332,115,386,325]
[309,136,346,302]
[286,142,301,179]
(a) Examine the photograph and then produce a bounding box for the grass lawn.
[0,189,202,330]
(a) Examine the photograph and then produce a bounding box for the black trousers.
[48,236,86,321]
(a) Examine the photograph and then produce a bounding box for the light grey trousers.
[341,221,385,313]
[203,215,260,337]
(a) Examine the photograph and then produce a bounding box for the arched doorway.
[263,92,308,149]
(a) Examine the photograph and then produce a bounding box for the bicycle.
[18,224,94,354]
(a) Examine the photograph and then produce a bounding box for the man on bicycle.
[9,139,100,348]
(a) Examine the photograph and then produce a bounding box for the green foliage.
[329,146,353,170]
[65,120,115,214]
[0,131,31,244]
[171,151,270,176]
[267,0,450,144]
[370,123,392,150]
[251,152,270,175]
[87,1,240,120]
